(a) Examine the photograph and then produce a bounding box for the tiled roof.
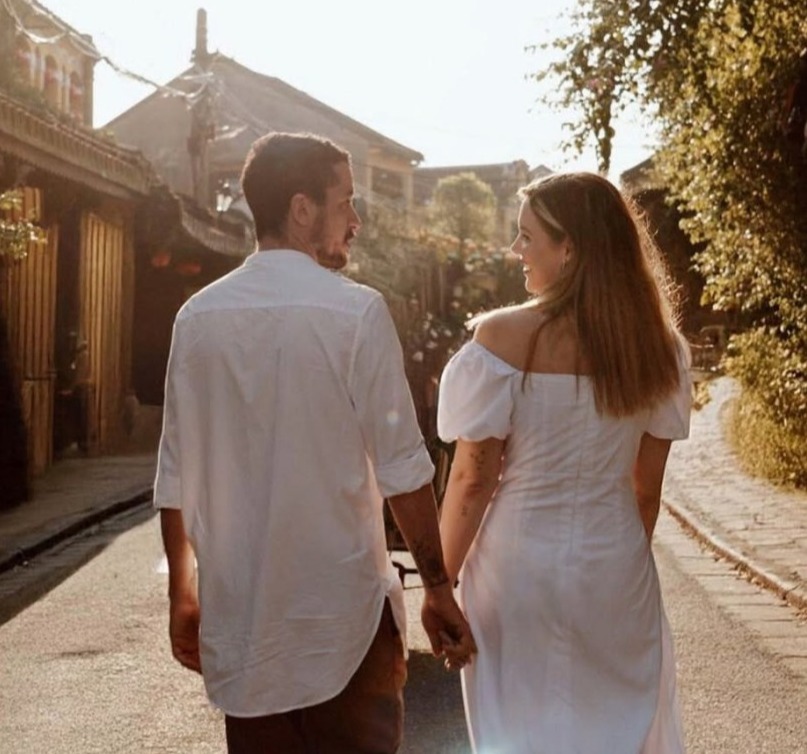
[176,195,250,258]
[107,54,424,165]
[619,157,663,192]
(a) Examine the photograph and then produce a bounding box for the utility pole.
[188,8,214,208]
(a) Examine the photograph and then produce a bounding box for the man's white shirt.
[154,249,434,716]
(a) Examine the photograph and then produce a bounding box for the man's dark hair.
[240,132,350,239]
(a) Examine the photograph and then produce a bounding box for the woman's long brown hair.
[520,172,682,417]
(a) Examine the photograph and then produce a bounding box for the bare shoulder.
[471,304,538,367]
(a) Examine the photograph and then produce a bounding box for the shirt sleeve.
[153,317,188,509]
[349,294,434,498]
[646,336,693,441]
[437,342,515,443]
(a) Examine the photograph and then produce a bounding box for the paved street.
[1,506,806,752]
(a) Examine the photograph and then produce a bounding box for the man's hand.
[169,597,202,673]
[160,509,201,674]
[421,582,477,670]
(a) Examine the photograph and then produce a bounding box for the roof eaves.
[0,90,156,196]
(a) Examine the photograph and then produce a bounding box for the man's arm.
[349,296,475,665]
[160,508,201,674]
[387,483,477,665]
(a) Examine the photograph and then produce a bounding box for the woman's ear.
[561,243,573,272]
[565,240,574,261]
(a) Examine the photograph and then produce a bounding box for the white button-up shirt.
[154,249,434,716]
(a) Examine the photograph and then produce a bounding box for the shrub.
[724,329,807,488]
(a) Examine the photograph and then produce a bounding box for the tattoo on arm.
[411,539,449,588]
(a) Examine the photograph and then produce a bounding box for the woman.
[437,172,690,753]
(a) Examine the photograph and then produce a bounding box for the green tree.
[534,1,807,486]
[430,172,497,255]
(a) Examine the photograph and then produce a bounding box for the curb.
[663,499,807,614]
[0,488,154,576]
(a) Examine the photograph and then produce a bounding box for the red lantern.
[150,249,172,268]
[175,260,202,277]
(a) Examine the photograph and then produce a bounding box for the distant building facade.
[620,157,725,338]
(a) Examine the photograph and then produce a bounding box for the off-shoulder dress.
[437,341,691,754]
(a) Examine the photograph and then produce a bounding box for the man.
[155,131,475,753]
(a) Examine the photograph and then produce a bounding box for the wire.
[4,0,203,103]
[4,0,97,56]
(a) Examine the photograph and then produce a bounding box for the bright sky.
[42,0,656,176]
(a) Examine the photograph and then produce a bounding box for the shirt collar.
[244,249,319,269]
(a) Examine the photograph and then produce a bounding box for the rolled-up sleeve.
[153,319,186,509]
[349,295,434,497]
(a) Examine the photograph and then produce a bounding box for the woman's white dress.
[438,341,691,754]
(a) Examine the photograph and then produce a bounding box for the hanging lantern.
[150,249,172,269]
[175,259,202,277]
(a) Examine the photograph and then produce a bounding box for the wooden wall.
[79,211,125,452]
[0,188,57,475]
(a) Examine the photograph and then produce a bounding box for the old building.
[104,11,424,221]
[620,157,728,350]
[0,1,246,499]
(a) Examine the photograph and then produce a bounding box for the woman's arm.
[633,432,673,540]
[439,437,505,584]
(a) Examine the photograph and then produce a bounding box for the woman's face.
[510,199,568,295]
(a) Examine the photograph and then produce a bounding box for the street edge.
[663,499,807,614]
[0,488,154,576]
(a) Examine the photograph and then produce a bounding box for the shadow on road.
[0,505,156,626]
[402,649,471,753]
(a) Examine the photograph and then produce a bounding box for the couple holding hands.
[156,131,690,754]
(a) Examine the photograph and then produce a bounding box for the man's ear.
[289,193,316,228]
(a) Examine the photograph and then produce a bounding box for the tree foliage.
[430,172,497,254]
[534,0,807,485]
[348,202,525,447]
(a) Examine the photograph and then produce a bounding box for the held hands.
[421,582,477,672]
[168,597,202,674]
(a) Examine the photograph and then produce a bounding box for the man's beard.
[317,246,348,270]
[312,216,353,271]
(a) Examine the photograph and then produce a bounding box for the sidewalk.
[1,376,805,613]
[0,453,156,574]
[663,377,807,611]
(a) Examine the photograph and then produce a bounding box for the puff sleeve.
[437,341,516,442]
[646,336,693,440]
